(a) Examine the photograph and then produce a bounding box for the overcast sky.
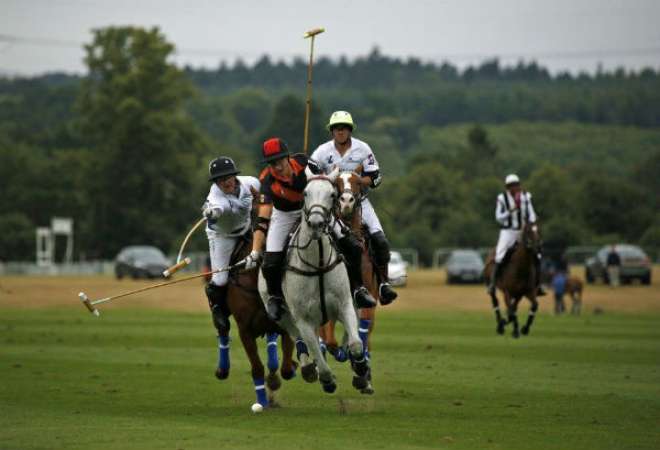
[2,0,659,76]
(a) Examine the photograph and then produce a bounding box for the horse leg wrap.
[252,377,268,407]
[350,352,370,378]
[266,333,279,372]
[217,335,230,374]
[318,336,328,361]
[359,319,371,360]
[295,337,309,360]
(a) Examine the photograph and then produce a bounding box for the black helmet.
[262,137,289,163]
[209,156,240,181]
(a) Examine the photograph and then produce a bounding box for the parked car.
[388,251,408,287]
[115,246,171,280]
[446,249,485,284]
[585,244,651,285]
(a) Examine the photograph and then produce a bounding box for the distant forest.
[1,29,658,263]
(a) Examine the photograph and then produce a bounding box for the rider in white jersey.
[311,111,397,304]
[202,157,260,333]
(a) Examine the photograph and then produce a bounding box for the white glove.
[203,206,221,220]
[242,250,262,270]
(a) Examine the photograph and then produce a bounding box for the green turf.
[1,308,659,450]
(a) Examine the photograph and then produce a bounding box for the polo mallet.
[162,217,206,277]
[302,27,325,155]
[79,261,245,317]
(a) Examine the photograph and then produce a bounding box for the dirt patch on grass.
[1,267,659,314]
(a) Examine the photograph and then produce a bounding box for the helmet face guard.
[327,111,356,132]
[262,138,290,163]
[209,157,240,181]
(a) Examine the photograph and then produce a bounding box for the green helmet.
[326,110,356,131]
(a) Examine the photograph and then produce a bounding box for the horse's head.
[336,170,362,219]
[303,166,339,239]
[522,222,541,253]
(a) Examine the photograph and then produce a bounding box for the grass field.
[1,270,660,450]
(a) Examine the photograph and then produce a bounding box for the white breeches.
[360,198,383,234]
[266,208,345,252]
[207,230,238,286]
[495,229,521,263]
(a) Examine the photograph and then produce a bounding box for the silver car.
[446,249,485,284]
[388,251,408,287]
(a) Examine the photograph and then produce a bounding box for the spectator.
[606,245,621,287]
[552,271,567,315]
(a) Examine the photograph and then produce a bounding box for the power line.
[0,32,659,62]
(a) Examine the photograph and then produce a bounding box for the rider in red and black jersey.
[240,137,377,321]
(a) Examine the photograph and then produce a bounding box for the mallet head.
[304,28,325,38]
[163,257,192,278]
[79,292,100,317]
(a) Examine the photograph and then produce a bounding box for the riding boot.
[535,255,547,297]
[263,251,286,321]
[336,234,377,308]
[205,283,231,333]
[488,262,501,296]
[370,231,398,305]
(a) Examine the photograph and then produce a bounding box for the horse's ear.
[327,166,340,182]
[305,166,314,179]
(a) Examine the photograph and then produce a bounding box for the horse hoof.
[301,363,318,383]
[281,361,298,380]
[352,375,369,391]
[360,383,375,395]
[512,330,520,339]
[521,326,530,336]
[266,372,281,391]
[215,368,229,380]
[322,381,337,394]
[496,320,506,335]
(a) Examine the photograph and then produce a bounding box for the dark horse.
[484,223,542,338]
[213,233,297,408]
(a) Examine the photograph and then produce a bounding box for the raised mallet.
[79,262,244,316]
[302,27,325,155]
[162,217,206,277]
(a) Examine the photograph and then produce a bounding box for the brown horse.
[484,223,542,338]
[566,275,583,315]
[213,234,297,408]
[319,170,378,392]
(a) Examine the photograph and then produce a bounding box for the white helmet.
[505,174,520,185]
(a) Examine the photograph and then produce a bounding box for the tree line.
[0,26,658,263]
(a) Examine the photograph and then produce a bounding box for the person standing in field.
[606,245,621,287]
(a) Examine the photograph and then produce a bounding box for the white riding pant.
[495,229,521,263]
[207,230,238,286]
[361,198,383,234]
[266,208,345,252]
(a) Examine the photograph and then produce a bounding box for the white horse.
[258,166,370,393]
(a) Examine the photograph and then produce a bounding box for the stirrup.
[266,295,285,321]
[353,287,377,308]
[378,282,397,305]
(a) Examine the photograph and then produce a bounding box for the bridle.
[302,175,336,231]
[337,171,363,218]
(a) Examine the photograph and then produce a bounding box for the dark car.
[585,244,651,285]
[115,246,171,280]
[446,249,485,284]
